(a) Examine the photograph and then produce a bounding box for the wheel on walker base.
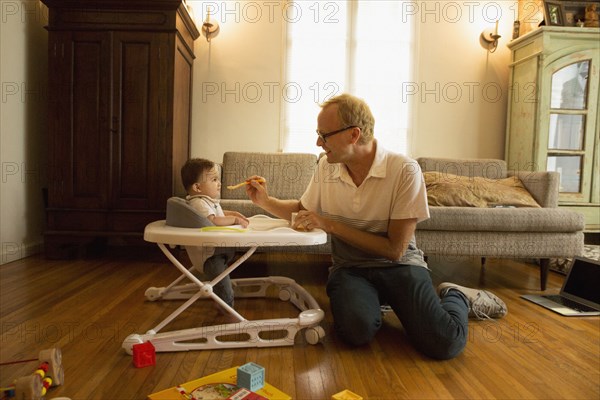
[278,288,291,301]
[304,326,325,345]
[122,334,144,355]
[145,287,163,301]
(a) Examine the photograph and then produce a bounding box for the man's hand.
[243,175,302,220]
[245,175,269,206]
[292,210,331,232]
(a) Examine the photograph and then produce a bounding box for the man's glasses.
[316,126,357,143]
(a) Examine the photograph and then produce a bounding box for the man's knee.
[411,326,467,360]
[334,313,381,346]
[423,336,466,360]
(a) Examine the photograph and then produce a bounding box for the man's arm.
[337,218,418,261]
[297,211,417,261]
[245,176,303,220]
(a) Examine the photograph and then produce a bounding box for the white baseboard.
[1,240,43,265]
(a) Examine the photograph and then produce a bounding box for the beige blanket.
[424,172,540,208]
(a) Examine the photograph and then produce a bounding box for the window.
[282,1,415,155]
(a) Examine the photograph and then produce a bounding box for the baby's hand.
[235,217,249,228]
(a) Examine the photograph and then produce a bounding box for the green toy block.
[237,362,265,392]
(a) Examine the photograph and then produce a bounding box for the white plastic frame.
[122,216,327,353]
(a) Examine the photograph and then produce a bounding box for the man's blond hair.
[321,93,375,144]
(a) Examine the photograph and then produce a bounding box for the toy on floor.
[0,348,63,400]
[148,365,290,400]
[132,341,156,368]
[332,389,363,400]
[236,362,265,392]
[175,385,195,400]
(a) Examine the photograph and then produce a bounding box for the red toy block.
[132,341,155,368]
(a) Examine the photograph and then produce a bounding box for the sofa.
[415,157,584,290]
[217,152,585,290]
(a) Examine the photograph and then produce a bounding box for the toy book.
[147,366,291,400]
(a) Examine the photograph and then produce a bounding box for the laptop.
[521,256,600,316]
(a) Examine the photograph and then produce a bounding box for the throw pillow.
[423,171,541,208]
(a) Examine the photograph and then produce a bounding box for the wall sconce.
[480,20,501,53]
[202,10,220,42]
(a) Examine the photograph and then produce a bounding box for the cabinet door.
[47,31,111,209]
[539,50,599,203]
[110,31,170,210]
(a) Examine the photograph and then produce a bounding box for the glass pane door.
[547,60,590,196]
[550,61,589,109]
[547,155,582,193]
[548,114,584,150]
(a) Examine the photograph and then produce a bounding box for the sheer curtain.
[282,1,415,155]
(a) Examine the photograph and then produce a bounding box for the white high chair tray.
[123,215,328,354]
[143,215,326,247]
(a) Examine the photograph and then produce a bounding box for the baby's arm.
[209,210,249,228]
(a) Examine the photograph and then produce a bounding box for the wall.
[0,1,47,264]
[190,0,285,161]
[412,0,516,158]
[2,0,533,263]
[189,0,520,162]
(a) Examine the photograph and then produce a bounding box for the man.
[245,93,506,359]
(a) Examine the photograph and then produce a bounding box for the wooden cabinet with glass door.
[506,27,599,231]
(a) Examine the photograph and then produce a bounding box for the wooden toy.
[0,348,64,399]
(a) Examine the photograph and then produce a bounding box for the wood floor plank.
[0,250,598,399]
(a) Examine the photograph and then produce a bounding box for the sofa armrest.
[508,170,560,208]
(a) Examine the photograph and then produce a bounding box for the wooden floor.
[1,248,599,400]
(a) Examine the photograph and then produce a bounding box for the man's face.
[316,104,350,163]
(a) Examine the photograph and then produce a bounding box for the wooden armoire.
[41,0,199,257]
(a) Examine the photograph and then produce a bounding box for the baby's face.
[194,167,221,199]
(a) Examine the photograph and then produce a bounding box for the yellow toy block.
[332,389,363,400]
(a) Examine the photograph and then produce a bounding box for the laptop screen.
[562,257,600,304]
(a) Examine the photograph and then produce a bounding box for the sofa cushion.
[418,207,585,232]
[221,152,317,200]
[424,172,541,208]
[415,230,584,258]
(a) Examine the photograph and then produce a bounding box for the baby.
[181,158,249,308]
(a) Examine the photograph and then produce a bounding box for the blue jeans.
[327,265,469,360]
[203,250,235,307]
